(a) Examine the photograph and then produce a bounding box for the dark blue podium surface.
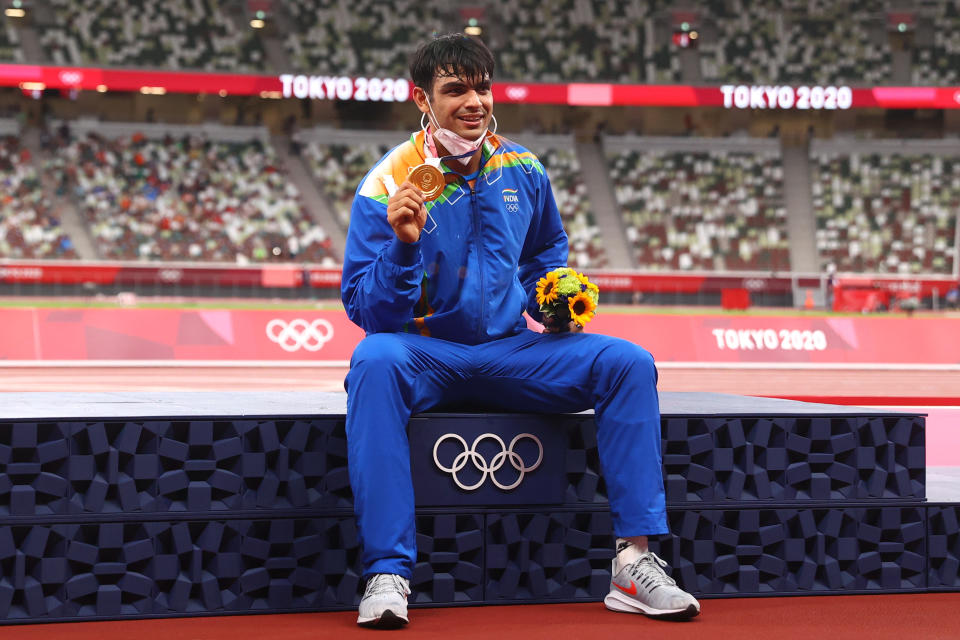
[0,390,951,624]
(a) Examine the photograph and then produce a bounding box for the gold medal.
[408,163,445,201]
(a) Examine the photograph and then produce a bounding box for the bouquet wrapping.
[535,267,600,328]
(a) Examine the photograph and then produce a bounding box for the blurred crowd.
[41,125,336,264]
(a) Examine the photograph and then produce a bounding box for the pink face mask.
[421,96,497,166]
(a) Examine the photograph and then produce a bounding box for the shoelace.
[365,574,410,596]
[625,551,677,589]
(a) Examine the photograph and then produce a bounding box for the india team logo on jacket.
[502,188,520,213]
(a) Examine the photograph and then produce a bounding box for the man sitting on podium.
[340,33,700,629]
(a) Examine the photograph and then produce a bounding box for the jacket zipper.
[470,183,484,342]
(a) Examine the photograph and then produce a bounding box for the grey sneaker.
[357,573,411,629]
[604,550,700,620]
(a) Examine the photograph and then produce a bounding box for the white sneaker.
[357,573,411,629]
[604,550,700,620]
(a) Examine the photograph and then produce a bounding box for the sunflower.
[568,291,597,326]
[536,271,560,305]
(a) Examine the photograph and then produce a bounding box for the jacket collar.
[411,129,502,174]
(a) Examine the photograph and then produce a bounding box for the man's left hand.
[542,317,584,334]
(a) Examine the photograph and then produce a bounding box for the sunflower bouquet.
[535,267,600,329]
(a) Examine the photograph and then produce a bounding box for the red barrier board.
[2,308,959,365]
[588,313,960,364]
[832,276,958,312]
[0,262,285,287]
[1,308,365,361]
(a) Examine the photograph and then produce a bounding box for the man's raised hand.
[387,182,428,244]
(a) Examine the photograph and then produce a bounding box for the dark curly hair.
[409,33,495,96]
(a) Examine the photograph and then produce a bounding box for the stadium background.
[0,0,959,305]
[1,1,960,637]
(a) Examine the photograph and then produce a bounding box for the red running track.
[2,596,959,640]
[3,365,960,396]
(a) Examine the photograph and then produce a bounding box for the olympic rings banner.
[1,307,959,365]
[0,308,364,362]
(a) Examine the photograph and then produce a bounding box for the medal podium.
[0,390,951,623]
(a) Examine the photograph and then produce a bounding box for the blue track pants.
[344,328,667,579]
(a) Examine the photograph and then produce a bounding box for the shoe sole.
[604,591,700,621]
[357,609,409,629]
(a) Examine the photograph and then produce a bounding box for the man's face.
[415,69,493,141]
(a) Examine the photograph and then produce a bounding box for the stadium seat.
[606,141,790,272]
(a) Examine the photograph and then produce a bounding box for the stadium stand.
[605,137,790,271]
[811,139,959,275]
[490,0,677,83]
[781,3,891,86]
[281,0,680,83]
[15,0,958,89]
[40,0,266,71]
[17,0,918,86]
[912,1,960,86]
[44,121,336,264]
[699,0,783,84]
[700,0,891,85]
[0,134,77,259]
[1,2,957,278]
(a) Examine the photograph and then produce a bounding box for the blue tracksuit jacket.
[341,130,567,342]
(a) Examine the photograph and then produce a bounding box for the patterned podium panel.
[0,505,939,621]
[0,412,925,519]
[926,505,960,590]
[0,391,943,623]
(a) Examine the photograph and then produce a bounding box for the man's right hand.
[387,181,428,244]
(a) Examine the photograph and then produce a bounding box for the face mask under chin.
[421,98,496,166]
